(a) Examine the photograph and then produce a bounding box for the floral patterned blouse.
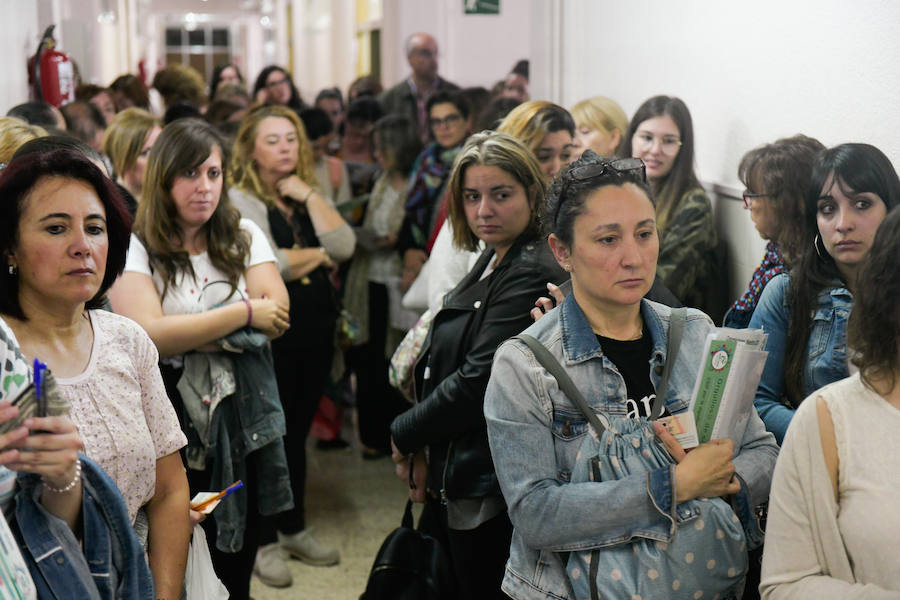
[56,310,186,523]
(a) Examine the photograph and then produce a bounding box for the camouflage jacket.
[656,187,719,314]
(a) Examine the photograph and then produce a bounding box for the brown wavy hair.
[134,118,249,301]
[737,134,824,263]
[849,206,900,393]
[229,104,318,206]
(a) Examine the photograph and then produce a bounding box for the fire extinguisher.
[28,25,76,107]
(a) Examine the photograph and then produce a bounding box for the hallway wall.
[556,0,900,296]
[380,0,533,91]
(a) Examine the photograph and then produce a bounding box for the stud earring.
[564,264,572,272]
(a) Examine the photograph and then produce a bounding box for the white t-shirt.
[124,218,277,316]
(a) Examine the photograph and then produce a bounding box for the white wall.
[382,0,532,91]
[0,0,40,113]
[557,0,900,298]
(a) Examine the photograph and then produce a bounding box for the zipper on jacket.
[439,440,453,505]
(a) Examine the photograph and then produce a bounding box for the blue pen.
[33,358,47,402]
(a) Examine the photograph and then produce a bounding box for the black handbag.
[360,499,456,600]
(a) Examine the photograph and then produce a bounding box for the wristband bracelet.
[43,458,82,493]
[302,188,314,203]
[242,298,252,328]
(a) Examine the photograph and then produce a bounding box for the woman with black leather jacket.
[389,131,567,600]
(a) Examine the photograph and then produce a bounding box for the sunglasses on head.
[554,158,647,225]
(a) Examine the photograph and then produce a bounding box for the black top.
[268,207,337,350]
[597,327,668,419]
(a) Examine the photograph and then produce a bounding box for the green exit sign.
[464,0,500,14]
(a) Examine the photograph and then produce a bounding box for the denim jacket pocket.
[806,305,850,393]
[550,409,587,483]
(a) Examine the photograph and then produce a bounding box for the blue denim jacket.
[747,273,852,444]
[484,296,778,600]
[10,455,154,600]
[201,343,293,553]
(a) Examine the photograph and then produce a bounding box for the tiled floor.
[250,440,410,600]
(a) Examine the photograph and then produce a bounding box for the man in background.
[378,33,459,143]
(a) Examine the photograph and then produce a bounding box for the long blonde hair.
[230,105,318,206]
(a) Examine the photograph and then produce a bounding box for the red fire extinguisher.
[28,25,76,107]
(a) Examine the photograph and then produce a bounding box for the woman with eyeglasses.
[390,131,567,599]
[623,95,724,320]
[723,135,825,329]
[396,90,471,291]
[252,66,305,112]
[484,151,778,600]
[748,143,900,445]
[109,118,292,600]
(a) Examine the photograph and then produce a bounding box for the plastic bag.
[185,524,229,599]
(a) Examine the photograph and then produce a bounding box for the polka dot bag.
[519,312,747,600]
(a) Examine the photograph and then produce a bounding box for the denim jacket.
[747,273,852,444]
[484,296,778,600]
[179,338,293,553]
[10,455,154,600]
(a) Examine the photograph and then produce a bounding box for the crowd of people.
[0,28,898,600]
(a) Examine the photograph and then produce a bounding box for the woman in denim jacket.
[748,144,900,444]
[484,152,778,600]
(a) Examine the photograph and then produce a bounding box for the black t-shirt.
[597,329,669,419]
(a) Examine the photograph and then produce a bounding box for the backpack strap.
[517,335,610,435]
[650,306,687,420]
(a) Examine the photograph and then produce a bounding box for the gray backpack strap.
[517,334,609,435]
[651,307,687,420]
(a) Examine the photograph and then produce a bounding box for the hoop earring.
[7,264,16,276]
[814,234,824,259]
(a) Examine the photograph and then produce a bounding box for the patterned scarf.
[404,142,461,248]
[731,241,786,314]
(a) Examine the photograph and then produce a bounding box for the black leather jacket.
[391,232,567,500]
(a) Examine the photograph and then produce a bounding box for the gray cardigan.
[229,187,355,279]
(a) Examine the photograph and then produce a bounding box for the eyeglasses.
[742,190,777,209]
[555,157,647,225]
[632,131,683,156]
[410,49,438,60]
[429,113,462,129]
[266,77,290,90]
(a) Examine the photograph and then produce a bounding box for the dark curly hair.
[544,150,653,247]
[738,134,825,262]
[0,149,132,319]
[849,206,900,393]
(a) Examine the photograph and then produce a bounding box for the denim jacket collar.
[559,295,666,367]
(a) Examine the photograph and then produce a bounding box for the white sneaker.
[278,529,340,566]
[253,543,292,588]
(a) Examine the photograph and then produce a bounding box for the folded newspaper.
[660,328,768,451]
